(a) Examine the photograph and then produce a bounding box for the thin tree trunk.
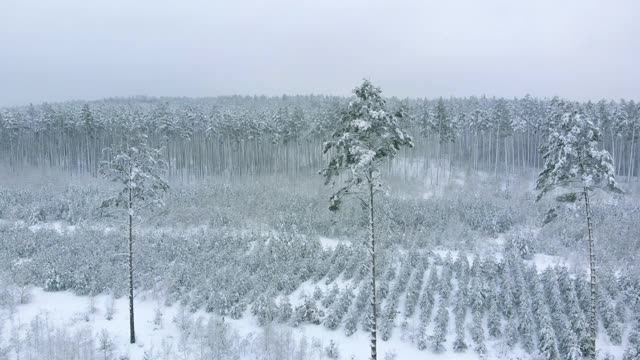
[436,140,440,185]
[610,130,617,175]
[583,188,596,360]
[494,126,500,178]
[368,179,377,360]
[628,128,635,183]
[504,136,508,177]
[129,175,136,344]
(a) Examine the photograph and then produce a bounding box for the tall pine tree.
[100,135,169,343]
[537,99,622,359]
[320,80,413,360]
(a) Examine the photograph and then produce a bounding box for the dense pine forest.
[1,96,638,181]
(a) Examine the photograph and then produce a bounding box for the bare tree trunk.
[628,128,635,183]
[494,126,500,178]
[583,188,596,360]
[368,179,377,360]
[436,140,440,185]
[129,176,136,344]
[610,130,617,176]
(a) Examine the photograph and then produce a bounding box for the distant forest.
[1,96,638,180]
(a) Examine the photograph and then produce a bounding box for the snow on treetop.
[351,118,371,131]
[320,79,413,211]
[537,100,621,199]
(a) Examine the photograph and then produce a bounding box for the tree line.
[1,94,638,181]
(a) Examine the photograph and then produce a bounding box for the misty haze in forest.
[0,1,639,360]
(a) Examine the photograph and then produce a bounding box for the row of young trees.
[1,94,638,180]
[4,220,638,358]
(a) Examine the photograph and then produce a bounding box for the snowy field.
[1,287,467,360]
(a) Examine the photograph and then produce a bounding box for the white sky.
[1,0,638,106]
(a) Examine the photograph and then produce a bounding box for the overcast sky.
[1,0,638,106]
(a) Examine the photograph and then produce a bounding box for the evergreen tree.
[507,229,535,260]
[614,296,626,324]
[538,312,560,360]
[403,257,426,318]
[487,297,502,338]
[575,277,591,316]
[556,267,574,309]
[438,265,453,304]
[100,136,169,344]
[453,292,468,353]
[278,296,293,323]
[517,297,536,353]
[379,301,397,341]
[344,312,359,337]
[313,286,324,301]
[468,277,484,316]
[505,316,518,349]
[470,310,487,356]
[293,296,322,327]
[537,99,622,360]
[454,253,470,288]
[344,281,370,336]
[567,288,589,356]
[325,287,354,330]
[599,291,623,345]
[431,303,449,353]
[325,340,340,360]
[322,284,340,308]
[452,334,468,353]
[419,277,436,326]
[416,277,435,351]
[252,294,276,326]
[499,269,516,320]
[623,317,640,360]
[320,79,413,360]
[564,347,582,360]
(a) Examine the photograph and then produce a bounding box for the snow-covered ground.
[2,258,626,360]
[0,218,630,359]
[318,237,349,251]
[0,288,488,360]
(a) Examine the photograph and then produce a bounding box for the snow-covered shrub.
[251,294,276,326]
[384,350,398,360]
[293,296,323,327]
[505,228,536,259]
[324,287,353,330]
[274,297,290,324]
[325,340,339,360]
[98,329,116,360]
[624,318,640,360]
[458,197,515,236]
[101,294,115,321]
[431,303,449,352]
[312,286,323,301]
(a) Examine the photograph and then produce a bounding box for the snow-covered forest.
[1,95,639,180]
[1,80,639,360]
